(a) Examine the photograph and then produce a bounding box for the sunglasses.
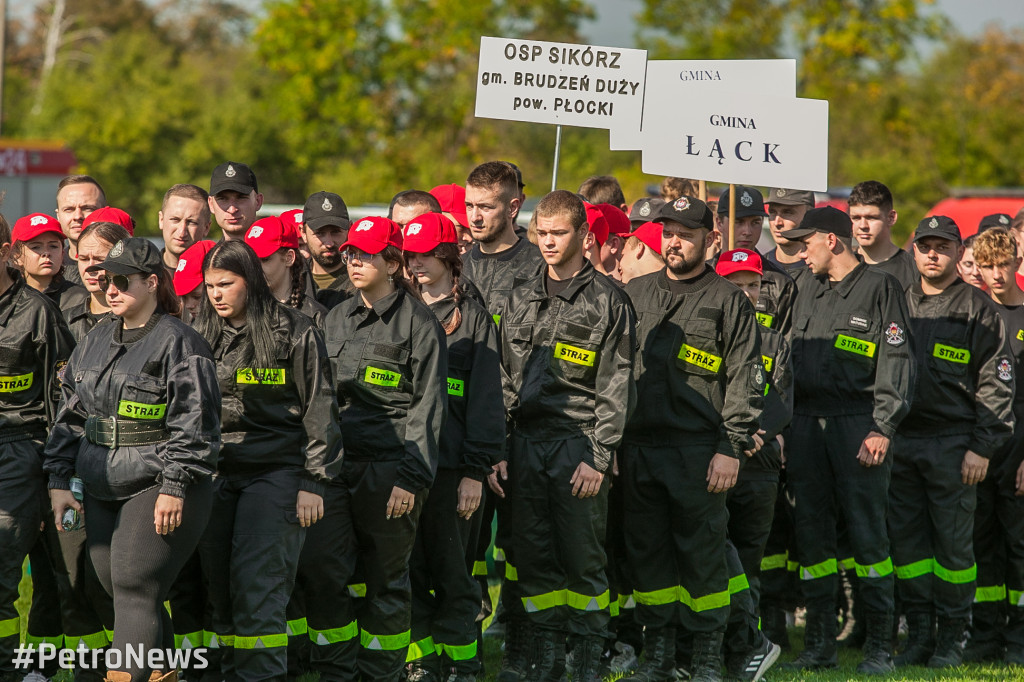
[98,274,135,292]
[342,248,378,264]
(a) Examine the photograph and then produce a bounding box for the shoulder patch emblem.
[885,322,905,346]
[999,358,1013,382]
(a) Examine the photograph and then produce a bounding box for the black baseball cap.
[86,238,163,276]
[978,213,1013,233]
[766,187,816,207]
[913,215,962,244]
[303,191,351,230]
[780,206,853,240]
[717,186,768,219]
[651,196,714,231]
[210,161,258,196]
[629,197,666,226]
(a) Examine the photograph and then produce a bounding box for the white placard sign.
[609,59,797,151]
[641,91,829,191]
[474,36,647,130]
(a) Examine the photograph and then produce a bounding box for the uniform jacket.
[324,287,447,492]
[710,252,796,335]
[210,304,342,495]
[462,237,545,324]
[867,248,918,292]
[44,313,221,500]
[0,271,74,432]
[499,260,636,472]
[901,279,1015,458]
[625,267,763,458]
[790,263,914,437]
[428,294,505,480]
[744,324,793,477]
[313,266,353,312]
[59,286,114,344]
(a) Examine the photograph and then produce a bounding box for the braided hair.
[406,242,464,335]
[287,252,306,309]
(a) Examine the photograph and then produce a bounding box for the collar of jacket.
[0,269,26,327]
[909,275,965,301]
[816,261,868,299]
[470,236,530,263]
[656,263,715,295]
[525,259,597,303]
[347,287,404,321]
[428,294,458,325]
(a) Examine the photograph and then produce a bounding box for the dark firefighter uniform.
[783,213,914,669]
[0,270,73,678]
[461,233,544,670]
[303,285,446,682]
[623,251,764,681]
[707,254,796,337]
[725,321,793,665]
[60,286,115,343]
[500,256,636,677]
[970,294,1024,661]
[408,291,505,677]
[199,304,343,681]
[892,219,1014,665]
[43,309,221,678]
[866,247,918,291]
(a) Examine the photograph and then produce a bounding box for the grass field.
[13,575,1024,681]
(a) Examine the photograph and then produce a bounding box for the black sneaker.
[726,637,780,681]
[964,638,1004,663]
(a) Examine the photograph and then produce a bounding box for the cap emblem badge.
[30,215,48,226]
[639,202,651,217]
[248,226,264,239]
[929,217,939,229]
[176,259,187,273]
[732,252,748,262]
[225,164,236,178]
[406,223,423,236]
[356,220,374,231]
[322,198,333,211]
[294,212,303,223]
[775,189,787,197]
[110,241,124,258]
[740,191,753,207]
[673,197,690,211]
[1001,215,1010,225]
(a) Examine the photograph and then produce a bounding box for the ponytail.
[287,251,305,309]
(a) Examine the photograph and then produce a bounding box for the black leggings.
[85,480,212,682]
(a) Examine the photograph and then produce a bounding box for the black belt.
[0,428,46,445]
[84,416,169,448]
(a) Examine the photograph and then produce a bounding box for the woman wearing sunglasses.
[192,239,341,681]
[45,237,221,682]
[300,216,446,681]
[402,213,504,681]
[61,221,132,342]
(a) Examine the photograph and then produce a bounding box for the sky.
[580,0,1024,49]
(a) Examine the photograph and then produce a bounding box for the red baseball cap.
[340,216,403,255]
[429,184,469,228]
[82,207,136,236]
[13,213,64,244]
[597,203,631,236]
[403,213,458,254]
[716,248,764,278]
[279,208,304,241]
[626,221,663,255]
[584,203,610,246]
[245,216,299,258]
[172,239,216,296]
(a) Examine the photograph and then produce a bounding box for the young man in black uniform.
[621,197,765,682]
[496,190,636,682]
[462,161,544,677]
[208,161,263,241]
[713,186,796,335]
[966,227,1024,664]
[891,216,1015,668]
[849,181,917,290]
[715,249,792,681]
[781,207,914,674]
[302,191,352,311]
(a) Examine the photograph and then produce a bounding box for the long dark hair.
[404,242,464,334]
[156,268,182,318]
[194,240,279,370]
[286,249,307,309]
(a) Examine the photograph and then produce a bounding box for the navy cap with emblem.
[210,161,258,196]
[717,185,768,219]
[766,187,815,207]
[303,191,351,231]
[779,206,852,240]
[912,215,961,244]
[86,237,163,276]
[651,196,714,231]
[629,197,666,226]
[978,213,1013,234]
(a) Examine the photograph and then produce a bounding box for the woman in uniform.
[302,216,447,682]
[11,212,83,305]
[62,221,132,342]
[402,213,504,681]
[244,215,327,326]
[45,237,220,682]
[193,239,342,681]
